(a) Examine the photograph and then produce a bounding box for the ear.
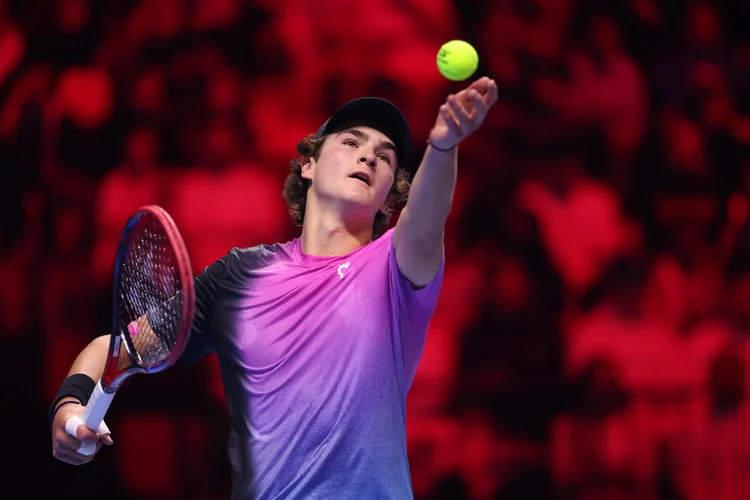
[301,157,315,181]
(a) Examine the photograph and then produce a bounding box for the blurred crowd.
[4,0,750,498]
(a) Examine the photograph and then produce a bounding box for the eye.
[343,139,357,147]
[378,154,392,165]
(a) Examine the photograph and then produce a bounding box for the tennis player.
[50,76,499,499]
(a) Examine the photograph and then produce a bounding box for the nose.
[358,154,376,168]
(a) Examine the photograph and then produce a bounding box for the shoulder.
[199,240,294,282]
[367,227,396,252]
[229,241,289,262]
[225,240,295,271]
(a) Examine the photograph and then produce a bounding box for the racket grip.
[82,380,115,430]
[64,381,115,456]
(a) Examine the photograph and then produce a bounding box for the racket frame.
[100,204,195,394]
[71,205,194,453]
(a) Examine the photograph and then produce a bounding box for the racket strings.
[117,214,184,367]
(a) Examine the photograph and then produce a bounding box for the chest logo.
[337,262,351,279]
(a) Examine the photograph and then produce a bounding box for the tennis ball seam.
[437,40,478,81]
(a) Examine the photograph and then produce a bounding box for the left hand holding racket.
[50,205,194,462]
[52,390,114,465]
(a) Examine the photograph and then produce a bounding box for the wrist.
[49,399,81,433]
[48,373,96,427]
[57,396,81,404]
[426,139,457,153]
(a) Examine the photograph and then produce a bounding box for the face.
[301,125,397,224]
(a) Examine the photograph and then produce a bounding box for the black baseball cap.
[314,97,412,163]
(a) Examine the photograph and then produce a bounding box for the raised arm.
[394,77,498,287]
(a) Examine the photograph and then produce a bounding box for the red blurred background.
[5,0,750,498]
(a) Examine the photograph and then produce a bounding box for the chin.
[338,199,379,221]
[340,190,378,209]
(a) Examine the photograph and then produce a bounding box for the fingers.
[439,102,462,137]
[467,76,492,94]
[54,444,97,465]
[52,433,100,465]
[78,440,97,456]
[466,89,488,121]
[455,78,499,124]
[447,91,484,131]
[431,76,498,146]
[73,424,103,456]
[65,415,94,441]
[448,94,473,125]
[458,77,497,100]
[485,78,499,106]
[52,415,112,464]
[96,420,111,436]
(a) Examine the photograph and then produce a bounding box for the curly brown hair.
[282,134,411,239]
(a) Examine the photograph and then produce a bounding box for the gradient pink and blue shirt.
[179,228,444,499]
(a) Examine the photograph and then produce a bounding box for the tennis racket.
[65,205,195,455]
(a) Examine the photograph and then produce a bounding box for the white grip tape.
[64,415,111,456]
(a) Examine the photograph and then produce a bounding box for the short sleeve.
[178,256,227,364]
[386,231,445,388]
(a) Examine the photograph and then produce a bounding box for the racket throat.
[101,335,136,391]
[112,330,137,373]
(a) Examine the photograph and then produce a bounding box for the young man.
[50,76,499,499]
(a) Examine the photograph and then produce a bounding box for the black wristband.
[426,140,457,152]
[48,373,96,424]
[49,400,81,433]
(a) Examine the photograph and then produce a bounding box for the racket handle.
[64,380,114,456]
[82,381,115,430]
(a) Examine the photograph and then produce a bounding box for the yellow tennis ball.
[437,40,479,81]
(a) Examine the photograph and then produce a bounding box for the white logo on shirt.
[337,262,350,279]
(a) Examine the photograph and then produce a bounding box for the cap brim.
[315,97,412,163]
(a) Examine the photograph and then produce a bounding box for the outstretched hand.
[428,76,499,151]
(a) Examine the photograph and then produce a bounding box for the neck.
[299,205,373,256]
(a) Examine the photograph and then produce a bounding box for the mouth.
[348,171,371,187]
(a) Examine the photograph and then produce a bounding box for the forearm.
[67,335,110,382]
[50,335,109,418]
[399,144,458,241]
